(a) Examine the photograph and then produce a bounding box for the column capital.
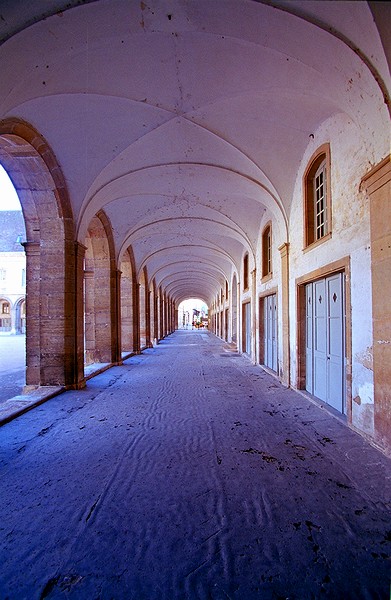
[278,242,289,257]
[21,241,40,255]
[360,156,390,195]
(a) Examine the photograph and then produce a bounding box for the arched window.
[262,223,272,279]
[304,144,331,248]
[243,253,249,290]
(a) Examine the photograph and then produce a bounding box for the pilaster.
[361,156,391,451]
[278,242,290,386]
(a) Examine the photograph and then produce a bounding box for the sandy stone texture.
[0,330,390,599]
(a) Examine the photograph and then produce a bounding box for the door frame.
[259,287,278,371]
[296,257,352,421]
[242,301,251,355]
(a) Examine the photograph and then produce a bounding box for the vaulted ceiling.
[0,0,389,304]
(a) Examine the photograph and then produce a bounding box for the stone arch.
[14,297,26,334]
[0,297,11,332]
[120,248,135,355]
[84,212,118,366]
[150,278,158,346]
[0,118,76,387]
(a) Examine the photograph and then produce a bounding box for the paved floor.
[0,330,390,599]
[0,334,25,402]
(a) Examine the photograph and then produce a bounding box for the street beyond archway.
[0,334,25,402]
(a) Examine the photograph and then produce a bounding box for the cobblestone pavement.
[0,330,390,599]
[0,334,25,402]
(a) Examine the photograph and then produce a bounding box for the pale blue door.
[264,294,277,372]
[326,273,344,412]
[306,273,345,413]
[313,278,327,402]
[244,302,251,355]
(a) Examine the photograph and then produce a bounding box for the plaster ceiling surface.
[0,0,389,304]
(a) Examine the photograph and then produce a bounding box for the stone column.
[172,301,176,332]
[83,267,95,366]
[74,242,87,388]
[9,302,17,335]
[111,268,122,363]
[146,290,153,348]
[361,157,391,452]
[251,268,257,363]
[237,279,241,352]
[167,298,171,334]
[133,282,140,353]
[159,293,163,340]
[278,242,290,386]
[154,290,158,344]
[22,241,40,388]
[164,296,168,337]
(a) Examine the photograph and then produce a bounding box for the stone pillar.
[163,296,167,337]
[133,282,140,353]
[251,268,257,363]
[83,267,95,366]
[171,301,175,333]
[74,242,87,388]
[146,290,152,347]
[278,242,290,387]
[111,268,122,363]
[159,293,163,339]
[237,279,241,352]
[172,301,176,332]
[154,290,158,344]
[167,298,171,334]
[361,157,391,452]
[9,302,17,335]
[22,241,40,387]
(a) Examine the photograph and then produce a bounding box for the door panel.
[326,274,344,412]
[264,294,277,372]
[243,302,251,355]
[305,273,345,413]
[306,284,313,393]
[272,295,277,372]
[313,279,327,401]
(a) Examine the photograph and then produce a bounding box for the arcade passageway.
[1,330,389,599]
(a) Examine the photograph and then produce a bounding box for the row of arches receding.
[0,121,177,390]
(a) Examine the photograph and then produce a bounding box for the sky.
[0,164,22,210]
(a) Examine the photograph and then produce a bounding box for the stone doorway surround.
[361,156,391,453]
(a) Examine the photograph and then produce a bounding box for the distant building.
[178,299,208,329]
[0,211,26,334]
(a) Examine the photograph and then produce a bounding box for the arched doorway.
[0,298,11,332]
[15,298,26,334]
[0,119,76,388]
[120,249,135,356]
[84,214,115,366]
